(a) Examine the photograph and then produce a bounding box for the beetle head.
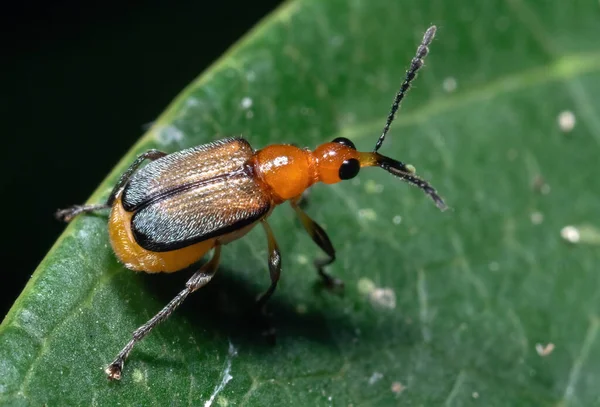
[313,137,447,211]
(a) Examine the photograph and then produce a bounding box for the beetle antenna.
[374,25,437,152]
[375,154,448,211]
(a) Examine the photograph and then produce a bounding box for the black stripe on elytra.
[122,168,246,212]
[132,201,271,252]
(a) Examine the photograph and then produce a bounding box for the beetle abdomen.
[108,197,214,273]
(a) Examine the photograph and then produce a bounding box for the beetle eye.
[332,137,356,150]
[339,158,360,180]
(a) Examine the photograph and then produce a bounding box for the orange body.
[108,196,215,272]
[108,140,361,273]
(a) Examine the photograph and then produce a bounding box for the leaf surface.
[2,0,600,405]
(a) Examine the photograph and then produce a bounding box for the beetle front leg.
[55,149,167,222]
[290,198,343,289]
[105,244,221,380]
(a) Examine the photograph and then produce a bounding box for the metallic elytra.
[55,25,446,381]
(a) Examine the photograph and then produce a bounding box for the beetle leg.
[295,188,311,209]
[105,244,221,381]
[55,203,111,222]
[106,149,167,205]
[256,220,282,310]
[55,149,167,222]
[290,199,343,289]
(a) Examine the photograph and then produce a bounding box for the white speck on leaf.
[357,279,396,309]
[472,392,480,399]
[357,278,376,296]
[132,368,144,383]
[443,77,457,92]
[558,110,576,132]
[530,211,544,225]
[370,288,396,309]
[204,340,238,407]
[536,342,555,356]
[368,372,384,385]
[561,226,580,243]
[185,98,199,107]
[532,175,551,194]
[392,215,402,225]
[358,208,377,221]
[391,381,406,395]
[241,97,253,109]
[296,254,308,265]
[365,180,384,194]
[560,224,600,245]
[156,125,184,145]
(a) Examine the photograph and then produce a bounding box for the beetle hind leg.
[290,199,343,290]
[105,244,222,380]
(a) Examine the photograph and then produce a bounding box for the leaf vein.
[339,52,600,142]
[562,315,600,403]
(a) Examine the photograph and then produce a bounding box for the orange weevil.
[56,25,445,380]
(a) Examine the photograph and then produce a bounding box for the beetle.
[56,25,446,380]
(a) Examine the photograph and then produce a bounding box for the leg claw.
[55,207,78,222]
[105,362,123,381]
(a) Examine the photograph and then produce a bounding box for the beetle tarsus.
[55,204,110,222]
[261,326,277,346]
[105,361,124,381]
[249,300,278,345]
[290,199,343,291]
[317,267,345,291]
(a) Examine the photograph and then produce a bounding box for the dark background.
[1,1,283,317]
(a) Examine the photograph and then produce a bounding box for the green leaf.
[2,0,600,405]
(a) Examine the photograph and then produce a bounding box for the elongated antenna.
[376,154,448,211]
[374,25,437,152]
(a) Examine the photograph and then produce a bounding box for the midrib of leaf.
[340,51,600,142]
[561,316,600,404]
